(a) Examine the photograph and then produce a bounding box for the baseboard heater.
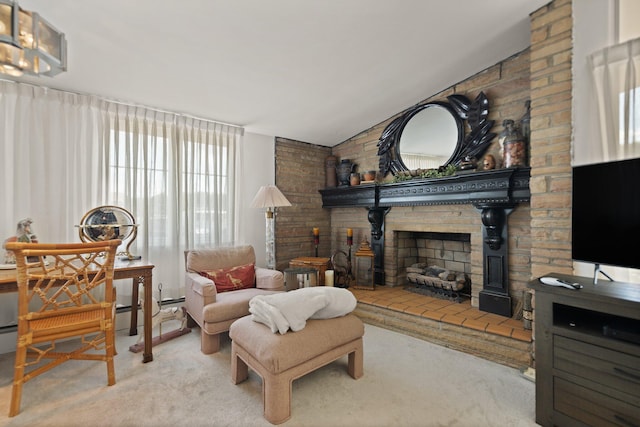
[116,296,185,314]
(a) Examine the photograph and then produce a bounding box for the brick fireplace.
[320,168,531,316]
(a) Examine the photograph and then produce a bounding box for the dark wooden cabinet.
[528,274,640,427]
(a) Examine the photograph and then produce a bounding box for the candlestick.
[312,227,319,256]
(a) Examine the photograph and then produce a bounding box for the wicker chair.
[5,240,120,417]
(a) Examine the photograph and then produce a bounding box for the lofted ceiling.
[13,0,549,147]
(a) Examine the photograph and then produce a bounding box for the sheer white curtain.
[0,82,105,326]
[0,81,241,325]
[575,36,640,283]
[588,36,640,161]
[103,103,241,302]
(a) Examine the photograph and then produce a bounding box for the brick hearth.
[349,286,532,369]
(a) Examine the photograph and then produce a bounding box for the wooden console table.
[0,260,156,363]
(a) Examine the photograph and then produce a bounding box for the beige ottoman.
[229,314,364,424]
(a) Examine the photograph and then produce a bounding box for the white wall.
[237,131,277,268]
[572,0,616,166]
[572,0,640,280]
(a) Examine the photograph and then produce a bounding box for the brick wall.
[274,0,572,319]
[331,50,533,312]
[274,138,332,271]
[529,0,573,278]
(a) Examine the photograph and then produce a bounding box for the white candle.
[325,270,334,287]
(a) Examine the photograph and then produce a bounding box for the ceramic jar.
[363,170,376,181]
[350,173,361,186]
[502,120,527,168]
[336,159,356,186]
[325,155,338,188]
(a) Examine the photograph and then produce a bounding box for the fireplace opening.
[396,231,472,302]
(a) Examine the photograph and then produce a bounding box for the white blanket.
[249,287,357,334]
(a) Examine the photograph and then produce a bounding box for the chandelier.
[0,1,66,77]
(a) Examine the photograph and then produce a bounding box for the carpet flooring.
[0,321,537,427]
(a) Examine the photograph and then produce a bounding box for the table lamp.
[251,185,291,269]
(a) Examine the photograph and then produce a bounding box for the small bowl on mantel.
[363,170,376,181]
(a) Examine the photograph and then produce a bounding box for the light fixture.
[250,185,291,269]
[0,1,66,77]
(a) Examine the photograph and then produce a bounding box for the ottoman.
[229,314,364,424]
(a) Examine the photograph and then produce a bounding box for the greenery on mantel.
[392,164,458,182]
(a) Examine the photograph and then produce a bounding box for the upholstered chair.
[184,245,284,354]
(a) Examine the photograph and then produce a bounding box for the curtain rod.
[0,78,245,131]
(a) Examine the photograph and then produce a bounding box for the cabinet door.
[554,377,640,427]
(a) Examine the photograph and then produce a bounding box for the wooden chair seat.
[30,307,107,337]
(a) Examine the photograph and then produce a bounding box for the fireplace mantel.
[319,167,531,318]
[319,167,530,209]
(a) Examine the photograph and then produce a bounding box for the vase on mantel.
[502,120,527,168]
[336,159,356,186]
[325,155,337,188]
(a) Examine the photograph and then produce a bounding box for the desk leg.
[142,272,153,363]
[129,282,139,336]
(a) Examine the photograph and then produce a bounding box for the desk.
[0,260,155,363]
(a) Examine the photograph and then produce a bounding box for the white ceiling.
[14,0,549,147]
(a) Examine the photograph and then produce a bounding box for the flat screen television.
[572,157,640,278]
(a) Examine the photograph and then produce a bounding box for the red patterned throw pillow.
[200,263,256,293]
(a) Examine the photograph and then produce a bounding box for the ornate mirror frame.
[377,91,496,176]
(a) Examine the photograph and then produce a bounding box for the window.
[103,112,240,302]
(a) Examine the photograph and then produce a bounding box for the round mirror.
[377,92,495,177]
[397,103,462,170]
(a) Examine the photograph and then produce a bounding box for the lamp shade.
[250,185,291,209]
[251,184,291,270]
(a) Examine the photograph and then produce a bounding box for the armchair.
[184,245,284,354]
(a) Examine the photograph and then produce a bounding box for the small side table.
[283,267,318,291]
[289,257,331,285]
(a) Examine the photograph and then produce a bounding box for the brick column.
[529,0,573,279]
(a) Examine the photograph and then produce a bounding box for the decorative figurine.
[16,218,37,243]
[3,218,38,264]
[136,296,188,344]
[458,156,478,171]
[483,154,496,170]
